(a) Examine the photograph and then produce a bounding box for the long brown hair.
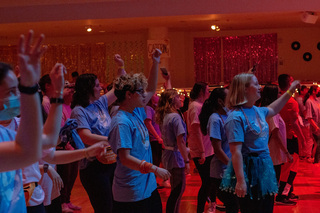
[156,89,178,125]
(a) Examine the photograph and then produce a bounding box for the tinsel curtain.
[194,37,222,84]
[0,41,145,84]
[194,33,278,84]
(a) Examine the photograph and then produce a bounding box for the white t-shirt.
[267,114,287,165]
[187,101,213,158]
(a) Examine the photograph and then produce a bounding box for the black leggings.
[193,154,215,213]
[113,190,162,213]
[210,178,239,213]
[80,160,116,213]
[166,168,186,213]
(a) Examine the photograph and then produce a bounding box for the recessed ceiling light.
[99,30,105,33]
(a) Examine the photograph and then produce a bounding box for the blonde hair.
[156,89,178,125]
[113,73,148,102]
[226,73,255,109]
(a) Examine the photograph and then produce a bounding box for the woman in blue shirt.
[220,73,299,213]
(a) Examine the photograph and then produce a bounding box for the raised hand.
[289,80,300,93]
[152,49,162,64]
[49,63,66,96]
[114,54,124,67]
[18,30,47,87]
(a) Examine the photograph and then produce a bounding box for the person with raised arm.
[220,73,300,213]
[109,49,171,213]
[70,54,126,212]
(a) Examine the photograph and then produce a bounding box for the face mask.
[0,95,21,121]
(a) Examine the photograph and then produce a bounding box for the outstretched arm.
[144,49,162,105]
[106,54,127,106]
[267,80,300,118]
[42,63,66,149]
[0,30,46,172]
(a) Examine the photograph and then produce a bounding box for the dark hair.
[278,74,291,91]
[71,71,79,78]
[190,82,208,100]
[71,73,97,108]
[260,84,279,107]
[199,88,226,135]
[303,85,318,105]
[298,85,307,95]
[0,62,13,84]
[39,74,51,93]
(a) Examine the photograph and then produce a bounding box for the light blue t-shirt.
[109,107,157,202]
[208,113,231,179]
[161,113,187,170]
[225,106,270,158]
[0,126,26,213]
[71,95,111,138]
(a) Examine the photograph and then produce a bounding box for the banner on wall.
[147,40,170,58]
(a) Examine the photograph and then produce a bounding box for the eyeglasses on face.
[133,88,145,95]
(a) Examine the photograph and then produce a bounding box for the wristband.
[286,90,293,96]
[18,84,39,95]
[43,164,49,173]
[50,98,64,104]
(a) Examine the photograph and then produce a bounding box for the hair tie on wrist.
[286,90,293,96]
[18,84,39,95]
[50,98,64,104]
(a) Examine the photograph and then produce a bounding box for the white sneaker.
[206,202,216,213]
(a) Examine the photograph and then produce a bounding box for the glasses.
[134,88,145,95]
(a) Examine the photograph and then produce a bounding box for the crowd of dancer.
[0,30,318,213]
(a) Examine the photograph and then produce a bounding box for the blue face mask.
[0,95,21,121]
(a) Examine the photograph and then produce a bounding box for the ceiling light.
[85,26,92,32]
[211,25,220,31]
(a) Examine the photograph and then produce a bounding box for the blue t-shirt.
[108,107,157,202]
[225,106,270,157]
[208,113,231,179]
[71,95,111,138]
[161,113,187,170]
[0,126,26,213]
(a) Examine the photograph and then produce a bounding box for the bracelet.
[286,90,293,96]
[50,98,64,104]
[18,84,39,95]
[43,164,49,173]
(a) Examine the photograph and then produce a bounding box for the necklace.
[240,107,262,135]
[131,112,149,144]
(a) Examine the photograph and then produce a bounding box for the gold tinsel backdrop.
[0,40,146,84]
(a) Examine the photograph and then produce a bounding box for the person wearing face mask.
[220,73,300,213]
[199,88,239,213]
[0,30,46,213]
[156,89,189,213]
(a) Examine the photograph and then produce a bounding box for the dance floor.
[71,160,320,213]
